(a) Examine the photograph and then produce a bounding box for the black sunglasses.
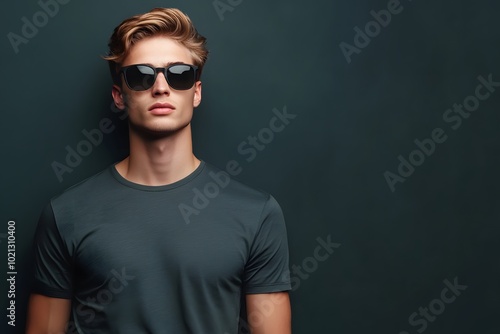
[120,63,199,91]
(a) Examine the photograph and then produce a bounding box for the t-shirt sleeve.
[32,202,73,299]
[243,195,291,294]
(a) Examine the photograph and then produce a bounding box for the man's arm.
[26,294,71,334]
[246,292,291,334]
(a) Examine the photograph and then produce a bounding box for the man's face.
[112,36,202,136]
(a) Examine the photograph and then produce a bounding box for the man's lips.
[149,103,175,114]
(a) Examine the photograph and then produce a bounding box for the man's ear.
[193,81,202,108]
[111,84,126,110]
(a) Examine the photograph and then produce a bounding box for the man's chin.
[129,121,191,140]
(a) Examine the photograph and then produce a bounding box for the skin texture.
[26,35,291,334]
[246,292,292,334]
[25,294,71,334]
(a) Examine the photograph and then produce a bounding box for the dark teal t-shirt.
[33,161,291,334]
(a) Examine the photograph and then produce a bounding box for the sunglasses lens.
[123,64,196,91]
[125,65,155,91]
[167,65,196,90]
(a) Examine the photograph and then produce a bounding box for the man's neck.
[115,125,200,186]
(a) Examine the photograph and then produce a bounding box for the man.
[26,7,291,334]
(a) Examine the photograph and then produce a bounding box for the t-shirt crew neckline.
[110,160,206,192]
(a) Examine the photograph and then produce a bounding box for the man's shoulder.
[181,161,284,226]
[51,165,115,205]
[201,161,273,204]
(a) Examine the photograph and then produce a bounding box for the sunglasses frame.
[119,63,199,91]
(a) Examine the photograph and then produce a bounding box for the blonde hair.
[104,8,208,84]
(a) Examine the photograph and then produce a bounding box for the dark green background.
[1,0,499,333]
